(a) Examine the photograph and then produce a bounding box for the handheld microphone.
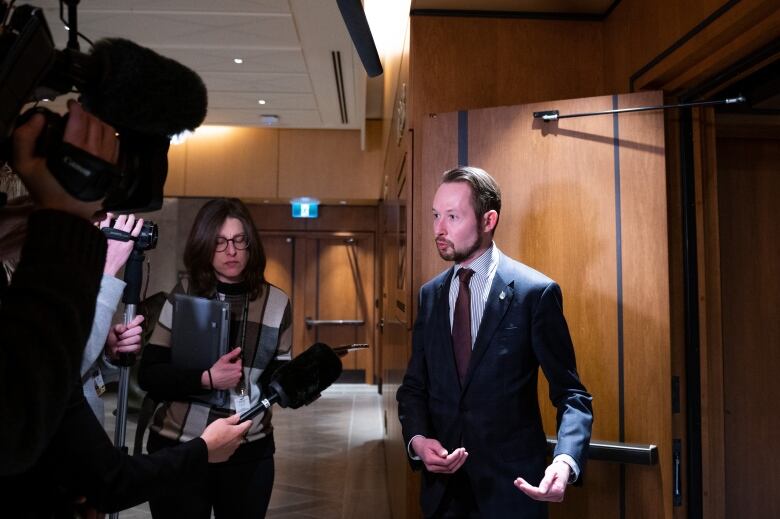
[240,343,343,421]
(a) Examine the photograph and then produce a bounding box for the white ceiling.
[29,1,617,132]
[33,0,367,130]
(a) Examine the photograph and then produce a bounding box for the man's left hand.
[513,460,571,502]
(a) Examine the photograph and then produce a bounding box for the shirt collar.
[454,242,498,280]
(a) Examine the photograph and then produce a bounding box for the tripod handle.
[118,248,144,367]
[116,303,138,367]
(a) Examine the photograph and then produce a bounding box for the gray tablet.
[171,293,230,407]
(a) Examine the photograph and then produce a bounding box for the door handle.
[305,317,365,328]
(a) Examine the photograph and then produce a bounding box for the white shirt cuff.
[553,453,580,483]
[407,435,424,460]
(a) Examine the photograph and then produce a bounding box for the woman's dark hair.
[183,198,266,298]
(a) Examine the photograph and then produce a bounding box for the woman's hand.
[99,213,144,276]
[202,347,243,390]
[200,413,251,463]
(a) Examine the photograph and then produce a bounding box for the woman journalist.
[139,198,292,518]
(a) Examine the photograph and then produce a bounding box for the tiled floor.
[103,384,391,518]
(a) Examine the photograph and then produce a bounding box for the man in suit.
[397,166,593,518]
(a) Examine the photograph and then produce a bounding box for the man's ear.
[482,210,498,233]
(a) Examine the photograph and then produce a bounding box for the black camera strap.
[48,141,119,202]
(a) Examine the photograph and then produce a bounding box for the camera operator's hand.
[99,213,144,276]
[200,413,251,463]
[105,314,145,360]
[11,100,118,220]
[201,347,243,390]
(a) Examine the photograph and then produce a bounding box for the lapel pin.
[499,291,506,300]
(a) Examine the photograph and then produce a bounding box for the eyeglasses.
[215,234,249,252]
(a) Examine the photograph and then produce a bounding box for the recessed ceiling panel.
[35,0,291,14]
[43,11,299,48]
[208,92,317,111]
[200,72,311,94]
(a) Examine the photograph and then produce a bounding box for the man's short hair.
[441,166,502,225]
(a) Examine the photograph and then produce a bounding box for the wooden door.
[301,235,375,383]
[259,234,300,353]
[715,126,780,519]
[414,91,670,518]
[262,232,376,382]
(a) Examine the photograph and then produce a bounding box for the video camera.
[102,218,158,252]
[0,1,208,212]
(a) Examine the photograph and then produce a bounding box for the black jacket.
[1,210,105,475]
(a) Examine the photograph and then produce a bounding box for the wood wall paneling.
[183,127,278,198]
[604,0,780,93]
[380,28,416,513]
[614,91,672,519]
[415,112,458,289]
[277,123,384,202]
[249,204,378,233]
[716,133,780,519]
[381,149,416,519]
[409,16,605,128]
[692,108,726,519]
[663,108,689,519]
[165,125,386,203]
[603,0,722,92]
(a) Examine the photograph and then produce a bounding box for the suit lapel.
[461,257,515,393]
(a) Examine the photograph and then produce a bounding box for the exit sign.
[291,197,319,218]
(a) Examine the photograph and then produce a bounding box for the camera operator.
[1,100,114,473]
[0,101,252,516]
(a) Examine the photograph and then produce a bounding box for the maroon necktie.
[452,268,474,384]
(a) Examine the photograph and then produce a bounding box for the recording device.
[239,343,343,422]
[101,218,158,251]
[0,2,208,212]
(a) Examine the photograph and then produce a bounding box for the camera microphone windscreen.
[269,343,343,409]
[77,38,208,137]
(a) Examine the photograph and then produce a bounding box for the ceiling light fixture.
[258,99,266,105]
[260,114,280,125]
[233,58,243,64]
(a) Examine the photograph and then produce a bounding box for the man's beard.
[436,236,482,263]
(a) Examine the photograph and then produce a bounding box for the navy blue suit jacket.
[397,252,593,518]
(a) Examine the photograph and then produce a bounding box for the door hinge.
[673,438,682,506]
